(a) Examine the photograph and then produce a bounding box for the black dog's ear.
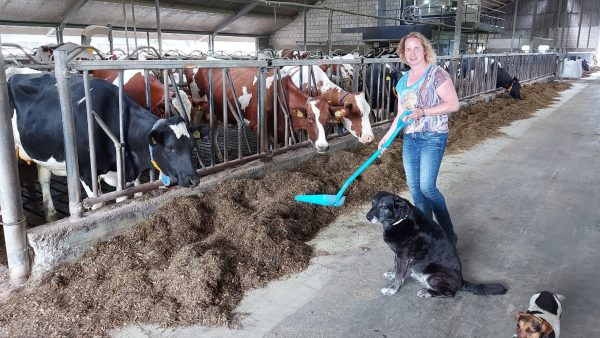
[393,196,405,210]
[372,191,390,204]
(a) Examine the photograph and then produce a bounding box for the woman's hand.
[406,108,426,121]
[378,135,388,151]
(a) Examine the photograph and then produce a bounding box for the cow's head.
[290,98,331,153]
[509,77,522,99]
[148,116,200,187]
[335,93,375,144]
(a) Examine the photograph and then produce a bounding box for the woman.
[378,32,460,245]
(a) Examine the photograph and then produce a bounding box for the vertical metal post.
[83,71,98,197]
[0,44,31,286]
[56,26,64,44]
[162,69,170,116]
[154,0,163,55]
[122,0,130,55]
[575,0,583,52]
[453,0,464,56]
[208,68,216,165]
[511,0,519,52]
[528,0,538,49]
[222,68,229,162]
[131,0,139,52]
[554,0,564,55]
[560,0,569,55]
[258,68,268,154]
[117,70,126,193]
[327,10,333,55]
[53,50,82,218]
[208,35,215,53]
[143,69,151,110]
[272,68,278,150]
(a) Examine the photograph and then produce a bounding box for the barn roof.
[0,0,319,38]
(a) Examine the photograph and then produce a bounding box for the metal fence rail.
[3,52,557,221]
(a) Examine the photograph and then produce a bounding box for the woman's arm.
[377,101,404,150]
[423,78,459,116]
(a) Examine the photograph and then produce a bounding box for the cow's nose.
[360,133,374,144]
[316,144,330,153]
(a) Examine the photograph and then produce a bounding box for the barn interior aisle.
[2,72,596,336]
[2,0,600,335]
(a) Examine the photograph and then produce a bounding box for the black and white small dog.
[514,291,565,338]
[366,191,507,298]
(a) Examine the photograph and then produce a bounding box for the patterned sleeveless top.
[395,64,451,134]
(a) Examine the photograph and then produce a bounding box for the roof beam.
[93,0,289,20]
[212,2,258,36]
[0,20,269,38]
[482,0,508,7]
[59,0,90,28]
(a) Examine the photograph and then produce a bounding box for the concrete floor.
[115,73,600,338]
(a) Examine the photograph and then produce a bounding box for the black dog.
[366,191,507,298]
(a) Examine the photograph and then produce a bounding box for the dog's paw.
[417,289,433,298]
[381,287,398,296]
[383,271,396,280]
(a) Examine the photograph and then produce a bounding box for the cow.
[495,66,522,99]
[281,65,375,144]
[8,71,200,221]
[92,69,194,122]
[277,49,310,60]
[34,42,96,62]
[193,67,335,153]
[364,62,401,118]
[319,53,360,92]
[446,57,522,99]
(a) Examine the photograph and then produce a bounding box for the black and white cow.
[495,65,522,100]
[445,57,522,99]
[8,71,200,221]
[364,62,401,119]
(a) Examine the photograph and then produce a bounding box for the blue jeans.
[402,132,455,239]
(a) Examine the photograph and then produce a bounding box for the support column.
[453,0,464,56]
[0,43,31,286]
[154,0,163,55]
[53,50,83,218]
[511,0,520,52]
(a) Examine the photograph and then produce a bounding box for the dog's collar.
[392,215,408,226]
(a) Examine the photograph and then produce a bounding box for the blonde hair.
[398,32,437,65]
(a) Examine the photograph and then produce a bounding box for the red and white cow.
[193,67,338,153]
[281,65,374,144]
[92,69,193,122]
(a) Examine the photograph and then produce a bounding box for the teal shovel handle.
[334,110,414,200]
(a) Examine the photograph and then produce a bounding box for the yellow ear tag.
[192,130,202,139]
[335,111,342,118]
[386,75,391,81]
[151,160,162,172]
[296,110,304,118]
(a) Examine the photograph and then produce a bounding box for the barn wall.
[488,0,600,53]
[269,0,599,56]
[269,0,384,53]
